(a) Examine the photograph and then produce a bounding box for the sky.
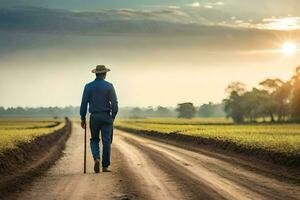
[0,0,300,108]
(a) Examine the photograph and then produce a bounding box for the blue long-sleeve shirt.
[80,77,118,121]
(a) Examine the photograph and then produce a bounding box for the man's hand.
[81,121,86,129]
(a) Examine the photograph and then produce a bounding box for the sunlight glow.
[281,42,297,55]
[262,17,300,30]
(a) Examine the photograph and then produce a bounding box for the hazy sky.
[0,0,300,107]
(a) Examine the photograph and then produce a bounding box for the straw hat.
[91,65,111,73]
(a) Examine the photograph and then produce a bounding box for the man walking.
[80,65,118,173]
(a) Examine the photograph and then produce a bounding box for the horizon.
[1,0,300,108]
[0,103,222,109]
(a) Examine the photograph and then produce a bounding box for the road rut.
[7,124,300,200]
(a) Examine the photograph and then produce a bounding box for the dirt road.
[8,123,300,200]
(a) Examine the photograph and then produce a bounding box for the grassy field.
[115,118,300,156]
[119,118,233,125]
[0,119,65,154]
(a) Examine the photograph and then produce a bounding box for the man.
[80,65,118,173]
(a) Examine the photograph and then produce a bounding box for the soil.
[2,124,300,200]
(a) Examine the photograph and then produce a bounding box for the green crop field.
[119,118,233,125]
[115,118,300,156]
[0,119,65,154]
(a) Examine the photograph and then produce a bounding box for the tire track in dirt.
[115,137,187,200]
[7,126,300,200]
[115,130,300,200]
[7,124,134,200]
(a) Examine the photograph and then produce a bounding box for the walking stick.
[84,125,87,174]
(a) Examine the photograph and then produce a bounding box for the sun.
[281,42,297,55]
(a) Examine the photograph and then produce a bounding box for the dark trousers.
[89,114,113,168]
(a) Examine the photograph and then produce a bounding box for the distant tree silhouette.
[144,107,155,118]
[224,66,300,123]
[259,78,291,122]
[291,66,300,121]
[223,82,247,123]
[198,102,214,117]
[117,106,176,118]
[130,107,143,118]
[224,90,245,123]
[225,81,246,96]
[0,106,80,118]
[176,103,196,119]
[0,107,5,115]
[198,102,226,117]
[156,106,172,117]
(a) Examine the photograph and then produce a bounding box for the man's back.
[80,77,118,123]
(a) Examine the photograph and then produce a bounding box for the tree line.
[176,102,225,118]
[0,104,226,118]
[126,104,225,118]
[0,106,79,118]
[223,66,300,123]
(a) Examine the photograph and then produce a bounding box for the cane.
[84,125,87,174]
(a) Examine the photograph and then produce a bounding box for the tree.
[259,79,284,94]
[242,88,276,122]
[176,103,196,119]
[198,102,214,117]
[223,66,300,123]
[144,106,155,118]
[225,81,246,96]
[156,106,171,117]
[259,78,291,122]
[273,82,292,121]
[291,66,300,121]
[0,107,5,115]
[241,89,260,122]
[223,91,245,123]
[223,82,247,123]
[130,107,143,118]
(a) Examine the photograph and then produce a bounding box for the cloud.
[258,17,300,30]
[187,1,224,9]
[168,5,180,9]
[0,6,234,35]
[0,6,194,34]
[2,6,300,36]
[189,2,200,7]
[204,5,213,9]
[215,2,224,6]
[221,16,300,30]
[0,6,238,41]
[1,6,300,56]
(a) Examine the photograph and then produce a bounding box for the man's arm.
[109,84,118,120]
[80,85,89,128]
